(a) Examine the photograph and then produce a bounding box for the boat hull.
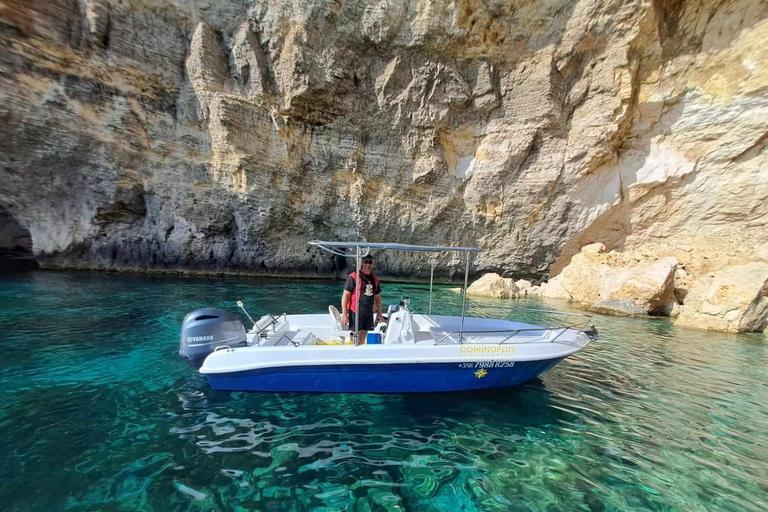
[204,358,564,393]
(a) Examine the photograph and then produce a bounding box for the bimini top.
[309,240,481,256]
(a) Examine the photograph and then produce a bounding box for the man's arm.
[374,294,384,323]
[341,290,351,327]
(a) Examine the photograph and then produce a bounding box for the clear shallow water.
[1,271,767,512]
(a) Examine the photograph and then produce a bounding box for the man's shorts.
[348,311,374,331]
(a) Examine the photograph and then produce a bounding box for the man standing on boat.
[341,255,384,345]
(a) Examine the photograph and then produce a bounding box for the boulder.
[515,279,532,289]
[675,263,768,333]
[539,279,571,300]
[540,244,678,315]
[515,279,533,295]
[467,273,518,299]
[607,257,679,312]
[526,285,542,297]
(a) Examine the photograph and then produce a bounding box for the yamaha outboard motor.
[179,308,247,369]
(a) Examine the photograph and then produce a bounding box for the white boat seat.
[258,318,290,346]
[262,329,317,347]
[329,305,343,329]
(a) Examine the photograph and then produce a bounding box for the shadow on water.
[179,376,565,430]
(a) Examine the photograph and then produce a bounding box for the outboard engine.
[179,308,247,368]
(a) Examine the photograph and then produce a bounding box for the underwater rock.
[590,300,648,317]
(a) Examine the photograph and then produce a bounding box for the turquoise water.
[1,271,767,512]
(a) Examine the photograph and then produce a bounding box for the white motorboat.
[179,241,597,393]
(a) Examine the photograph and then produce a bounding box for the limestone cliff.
[1,0,766,280]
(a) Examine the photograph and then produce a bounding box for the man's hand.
[341,312,349,327]
[376,313,387,324]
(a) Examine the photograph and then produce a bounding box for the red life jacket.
[348,271,379,313]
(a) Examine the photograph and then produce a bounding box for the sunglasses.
[362,260,374,264]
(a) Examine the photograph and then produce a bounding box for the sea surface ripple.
[1,271,767,512]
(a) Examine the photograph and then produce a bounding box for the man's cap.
[362,256,374,263]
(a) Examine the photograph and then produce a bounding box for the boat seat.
[329,305,343,329]
[258,318,290,346]
[262,329,317,347]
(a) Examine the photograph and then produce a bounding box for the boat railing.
[431,304,592,325]
[455,304,590,322]
[432,325,583,346]
[431,306,594,345]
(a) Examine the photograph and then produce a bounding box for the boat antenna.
[236,300,256,329]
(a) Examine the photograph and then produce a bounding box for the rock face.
[675,263,768,333]
[0,0,767,280]
[535,243,768,332]
[467,273,518,299]
[540,244,678,316]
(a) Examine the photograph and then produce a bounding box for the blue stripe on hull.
[204,358,565,393]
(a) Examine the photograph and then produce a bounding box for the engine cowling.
[179,308,247,368]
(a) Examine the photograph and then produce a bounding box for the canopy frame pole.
[428,259,436,315]
[460,251,471,344]
[354,245,361,345]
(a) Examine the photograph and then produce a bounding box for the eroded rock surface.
[467,273,518,299]
[0,0,766,282]
[534,243,768,332]
[539,243,678,315]
[675,263,768,333]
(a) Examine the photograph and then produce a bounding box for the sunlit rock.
[675,263,768,333]
[467,273,518,299]
[540,244,678,316]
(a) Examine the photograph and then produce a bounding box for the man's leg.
[358,313,375,345]
[349,311,365,345]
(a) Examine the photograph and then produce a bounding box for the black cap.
[362,255,374,263]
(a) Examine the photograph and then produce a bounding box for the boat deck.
[245,313,574,347]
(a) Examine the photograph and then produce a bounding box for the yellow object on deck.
[316,338,354,346]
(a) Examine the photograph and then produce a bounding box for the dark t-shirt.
[344,272,381,314]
